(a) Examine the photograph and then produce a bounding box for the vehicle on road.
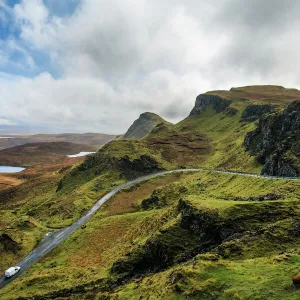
[5,266,20,278]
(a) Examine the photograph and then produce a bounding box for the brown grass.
[0,133,116,150]
[0,175,24,191]
[0,142,94,167]
[104,173,183,216]
[206,85,300,106]
[67,219,133,267]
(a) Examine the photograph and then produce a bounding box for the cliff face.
[123,112,171,140]
[189,94,232,116]
[244,101,300,176]
[241,104,275,122]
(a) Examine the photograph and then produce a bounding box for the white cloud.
[0,70,212,133]
[1,0,300,133]
[0,118,15,125]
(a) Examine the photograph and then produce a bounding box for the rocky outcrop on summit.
[241,104,275,122]
[123,112,171,140]
[244,101,300,177]
[189,94,232,116]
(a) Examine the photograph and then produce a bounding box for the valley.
[0,133,117,151]
[0,85,300,299]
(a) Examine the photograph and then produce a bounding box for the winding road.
[0,168,298,289]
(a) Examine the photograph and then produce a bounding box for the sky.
[1,0,300,134]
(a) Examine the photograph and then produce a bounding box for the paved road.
[0,168,298,289]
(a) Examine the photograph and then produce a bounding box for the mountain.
[0,141,95,167]
[64,85,300,190]
[1,85,300,299]
[122,112,172,140]
[177,85,300,175]
[0,133,117,150]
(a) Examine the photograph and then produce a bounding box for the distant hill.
[122,112,172,140]
[0,141,95,167]
[0,133,117,150]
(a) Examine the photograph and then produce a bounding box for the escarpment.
[241,104,275,122]
[189,94,232,116]
[111,199,243,279]
[244,101,300,177]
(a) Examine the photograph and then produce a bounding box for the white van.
[5,266,20,278]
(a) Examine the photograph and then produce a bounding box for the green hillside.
[2,171,300,299]
[122,112,172,140]
[1,85,300,299]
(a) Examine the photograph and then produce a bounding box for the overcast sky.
[1,0,300,134]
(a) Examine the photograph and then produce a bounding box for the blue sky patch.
[0,0,79,78]
[43,0,80,17]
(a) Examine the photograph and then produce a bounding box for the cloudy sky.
[1,0,300,134]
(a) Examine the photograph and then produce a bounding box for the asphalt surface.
[0,168,298,289]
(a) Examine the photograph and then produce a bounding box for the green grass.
[106,254,300,300]
[2,85,300,299]
[2,171,300,299]
[176,106,261,172]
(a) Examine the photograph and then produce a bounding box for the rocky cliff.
[241,104,275,122]
[244,101,300,176]
[123,112,172,140]
[189,94,232,116]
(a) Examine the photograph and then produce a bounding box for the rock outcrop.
[0,233,21,253]
[119,155,162,179]
[123,112,171,140]
[140,189,166,210]
[244,101,300,177]
[241,104,275,122]
[111,199,240,279]
[189,94,232,116]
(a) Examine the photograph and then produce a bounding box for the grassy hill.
[1,171,300,299]
[0,133,117,150]
[0,141,95,167]
[1,85,300,299]
[122,112,172,140]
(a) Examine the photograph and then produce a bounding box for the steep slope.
[245,101,300,176]
[122,112,172,140]
[177,85,300,176]
[0,141,95,167]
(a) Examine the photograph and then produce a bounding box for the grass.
[1,85,300,299]
[206,85,300,106]
[0,175,24,191]
[1,170,300,299]
[113,254,300,300]
[176,106,261,172]
[0,211,46,272]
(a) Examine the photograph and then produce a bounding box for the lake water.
[0,137,15,139]
[67,152,96,158]
[0,166,25,173]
